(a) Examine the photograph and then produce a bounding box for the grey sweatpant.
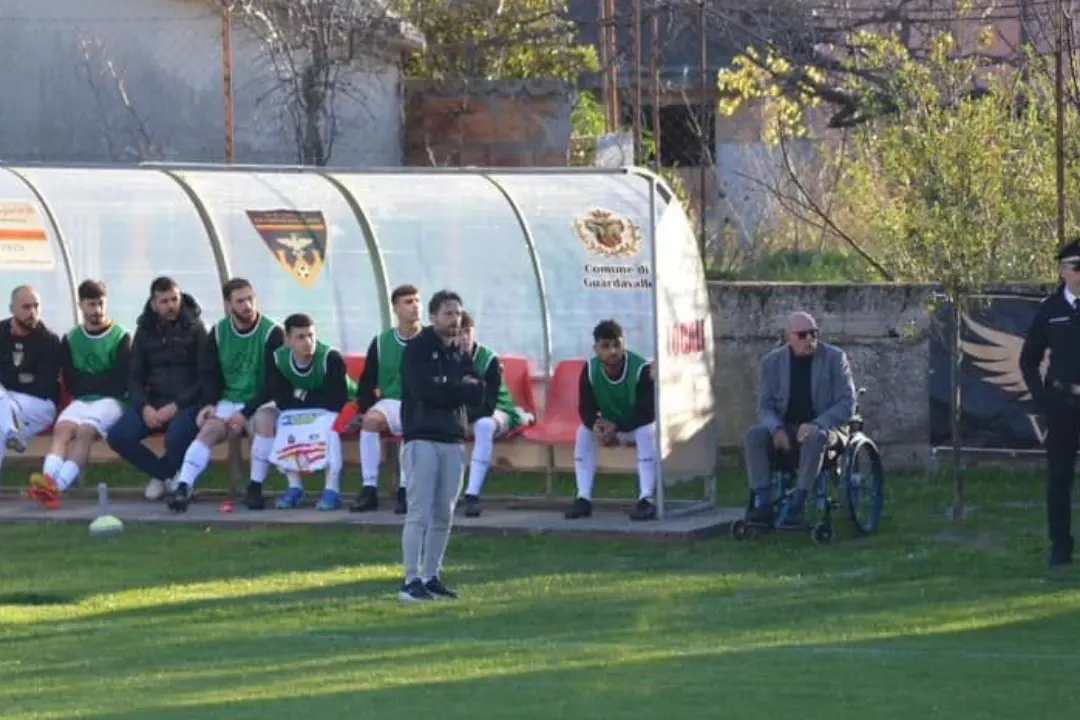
[401,439,465,583]
[745,424,841,492]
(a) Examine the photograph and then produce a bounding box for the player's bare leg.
[170,417,229,513]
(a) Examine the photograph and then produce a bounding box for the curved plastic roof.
[0,166,686,373]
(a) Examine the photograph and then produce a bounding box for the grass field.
[2,464,1079,719]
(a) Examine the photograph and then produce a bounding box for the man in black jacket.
[107,276,206,500]
[397,290,484,603]
[0,285,61,478]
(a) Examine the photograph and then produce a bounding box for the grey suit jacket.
[757,341,857,433]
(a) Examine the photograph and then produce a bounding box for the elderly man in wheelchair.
[741,312,859,534]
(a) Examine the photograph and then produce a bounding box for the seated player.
[28,280,131,508]
[457,311,534,518]
[565,319,657,522]
[168,279,284,513]
[349,283,423,514]
[0,285,61,478]
[743,312,856,528]
[269,313,350,511]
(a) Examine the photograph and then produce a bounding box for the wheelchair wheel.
[731,519,753,541]
[811,522,834,545]
[843,435,885,536]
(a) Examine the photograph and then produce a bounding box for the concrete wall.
[710,283,936,468]
[0,0,405,166]
[404,80,573,167]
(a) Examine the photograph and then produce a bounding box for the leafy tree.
[403,0,598,82]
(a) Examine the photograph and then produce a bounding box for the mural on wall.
[246,209,329,288]
[929,294,1049,450]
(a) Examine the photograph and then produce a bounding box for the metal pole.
[697,0,708,258]
[605,0,619,132]
[650,9,660,170]
[632,0,643,162]
[598,0,612,133]
[221,5,236,164]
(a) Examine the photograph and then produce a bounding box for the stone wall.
[404,80,573,167]
[709,283,937,468]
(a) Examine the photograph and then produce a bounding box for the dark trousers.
[1045,396,1080,563]
[107,406,200,480]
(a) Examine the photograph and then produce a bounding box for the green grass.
[2,468,1079,719]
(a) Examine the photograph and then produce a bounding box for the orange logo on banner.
[573,208,642,257]
[247,209,328,288]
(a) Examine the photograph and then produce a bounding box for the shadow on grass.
[10,607,1080,720]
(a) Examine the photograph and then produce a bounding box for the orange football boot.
[27,472,61,510]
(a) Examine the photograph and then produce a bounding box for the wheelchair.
[730,388,886,545]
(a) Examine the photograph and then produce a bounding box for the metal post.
[632,0,643,162]
[697,0,708,259]
[648,176,664,519]
[650,9,660,170]
[605,0,620,132]
[221,5,236,164]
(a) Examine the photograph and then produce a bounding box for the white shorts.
[213,400,276,435]
[56,398,124,437]
[369,398,402,435]
[0,389,57,441]
[470,409,510,438]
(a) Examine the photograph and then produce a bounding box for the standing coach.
[1020,239,1080,576]
[397,290,485,603]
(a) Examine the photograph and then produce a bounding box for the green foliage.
[403,0,599,82]
[718,31,1072,292]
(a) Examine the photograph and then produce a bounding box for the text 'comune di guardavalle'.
[583,263,653,290]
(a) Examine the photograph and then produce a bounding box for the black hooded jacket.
[128,293,208,411]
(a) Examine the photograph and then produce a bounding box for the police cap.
[1058,238,1080,265]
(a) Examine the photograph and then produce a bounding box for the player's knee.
[361,410,386,433]
[199,418,227,442]
[53,422,77,443]
[74,424,100,443]
[252,409,277,437]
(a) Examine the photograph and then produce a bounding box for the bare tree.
[77,35,161,162]
[225,0,424,166]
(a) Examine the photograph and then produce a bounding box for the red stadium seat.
[521,359,586,446]
[497,356,537,439]
[344,354,366,381]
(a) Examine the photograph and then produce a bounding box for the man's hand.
[195,405,214,428]
[227,412,246,433]
[594,418,617,447]
[142,405,162,430]
[157,402,178,425]
[772,429,791,452]
[796,423,817,443]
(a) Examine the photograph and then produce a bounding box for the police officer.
[1020,239,1080,574]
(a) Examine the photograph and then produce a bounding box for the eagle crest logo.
[960,313,1049,402]
[573,209,642,257]
[247,210,328,288]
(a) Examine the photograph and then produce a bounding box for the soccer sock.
[359,431,381,488]
[466,417,496,496]
[43,453,64,479]
[250,435,273,484]
[634,424,657,501]
[56,461,81,492]
[573,424,597,500]
[286,471,303,490]
[324,433,342,493]
[177,440,211,489]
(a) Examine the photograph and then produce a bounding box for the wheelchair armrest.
[856,387,867,397]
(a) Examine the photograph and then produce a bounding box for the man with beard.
[28,280,130,508]
[168,278,284,513]
[107,276,207,500]
[0,285,61,479]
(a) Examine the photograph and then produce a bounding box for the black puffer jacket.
[128,293,207,411]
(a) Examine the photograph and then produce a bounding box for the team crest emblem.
[247,209,329,288]
[573,209,642,258]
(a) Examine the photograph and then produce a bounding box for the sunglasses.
[793,329,819,340]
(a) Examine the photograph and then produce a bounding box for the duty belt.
[1052,380,1080,396]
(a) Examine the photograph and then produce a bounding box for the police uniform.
[1019,240,1080,568]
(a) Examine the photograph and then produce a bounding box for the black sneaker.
[394,486,408,515]
[349,486,378,513]
[398,579,433,603]
[628,498,656,521]
[167,482,192,513]
[463,493,481,518]
[243,482,265,511]
[564,497,593,519]
[424,577,458,599]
